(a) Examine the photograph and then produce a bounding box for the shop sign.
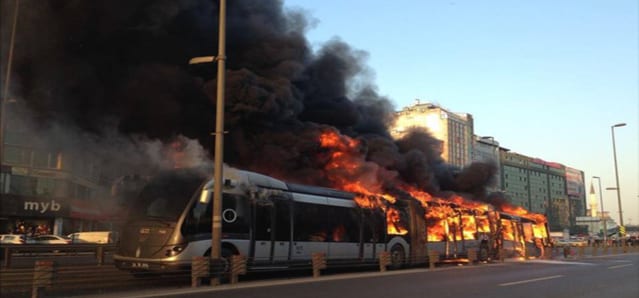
[23,200,62,213]
[0,195,70,217]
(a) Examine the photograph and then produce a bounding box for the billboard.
[565,167,585,197]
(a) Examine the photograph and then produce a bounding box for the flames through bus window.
[293,202,328,242]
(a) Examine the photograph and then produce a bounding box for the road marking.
[608,264,633,270]
[499,275,564,287]
[611,260,632,263]
[524,259,595,266]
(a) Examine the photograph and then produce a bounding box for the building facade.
[471,136,502,192]
[0,101,118,237]
[499,150,586,232]
[392,101,474,168]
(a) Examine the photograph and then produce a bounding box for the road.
[81,253,639,298]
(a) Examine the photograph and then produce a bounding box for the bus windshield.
[129,170,207,221]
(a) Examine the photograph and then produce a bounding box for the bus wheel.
[389,244,405,269]
[204,247,234,282]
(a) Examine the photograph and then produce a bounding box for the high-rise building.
[391,101,474,168]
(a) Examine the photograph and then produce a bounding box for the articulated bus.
[113,167,416,275]
[113,167,549,276]
[422,203,549,262]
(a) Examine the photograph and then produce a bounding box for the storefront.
[0,194,119,237]
[0,194,68,236]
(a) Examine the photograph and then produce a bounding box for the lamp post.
[611,123,626,233]
[188,0,226,286]
[592,176,606,245]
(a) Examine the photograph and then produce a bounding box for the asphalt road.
[82,253,639,298]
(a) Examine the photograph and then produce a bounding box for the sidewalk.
[547,244,639,260]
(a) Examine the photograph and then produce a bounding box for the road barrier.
[311,252,326,278]
[1,244,116,268]
[230,255,247,284]
[191,256,209,287]
[577,246,585,259]
[467,249,477,265]
[378,251,391,272]
[428,250,439,269]
[32,260,54,298]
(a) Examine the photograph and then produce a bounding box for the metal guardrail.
[0,245,636,297]
[1,244,117,268]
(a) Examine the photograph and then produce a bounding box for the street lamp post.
[611,123,626,234]
[211,0,226,286]
[189,0,226,286]
[592,176,606,245]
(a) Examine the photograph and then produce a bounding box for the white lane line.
[608,264,633,270]
[499,275,564,287]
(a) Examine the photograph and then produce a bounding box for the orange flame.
[500,203,547,225]
[319,130,404,234]
[316,129,547,244]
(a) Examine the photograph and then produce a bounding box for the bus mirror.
[199,189,211,203]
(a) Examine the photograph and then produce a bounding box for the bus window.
[182,193,250,238]
[222,194,250,237]
[327,206,360,242]
[362,209,384,243]
[132,173,203,221]
[293,202,328,242]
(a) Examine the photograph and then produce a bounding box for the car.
[0,234,26,244]
[67,231,119,244]
[27,235,71,244]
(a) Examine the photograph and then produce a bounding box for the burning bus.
[114,166,415,275]
[113,165,550,277]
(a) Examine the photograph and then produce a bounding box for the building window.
[9,175,37,196]
[34,151,61,169]
[4,146,31,165]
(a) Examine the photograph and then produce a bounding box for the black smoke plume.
[1,0,495,199]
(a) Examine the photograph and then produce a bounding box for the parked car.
[27,235,71,244]
[67,231,119,244]
[554,237,587,247]
[0,234,26,244]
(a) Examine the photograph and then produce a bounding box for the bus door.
[252,202,273,263]
[272,198,291,262]
[362,209,385,260]
[291,199,329,261]
[326,200,361,260]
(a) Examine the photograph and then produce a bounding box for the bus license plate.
[131,262,149,269]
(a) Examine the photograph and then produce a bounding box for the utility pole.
[210,0,227,286]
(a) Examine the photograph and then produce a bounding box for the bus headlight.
[165,245,185,257]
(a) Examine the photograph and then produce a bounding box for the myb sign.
[23,200,62,214]
[0,195,69,217]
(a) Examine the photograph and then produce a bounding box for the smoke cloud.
[1,0,496,201]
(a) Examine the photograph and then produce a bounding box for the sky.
[283,0,639,226]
